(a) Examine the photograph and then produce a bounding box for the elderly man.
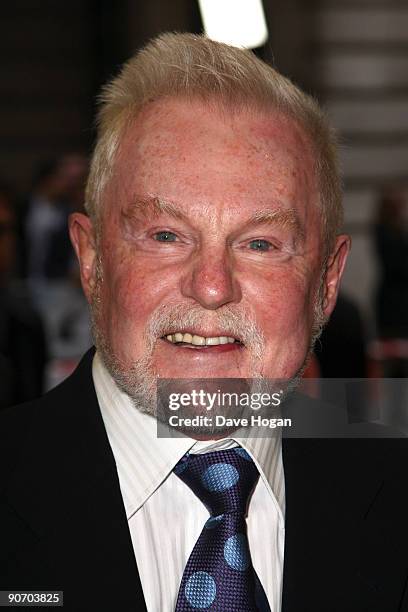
[1,33,407,612]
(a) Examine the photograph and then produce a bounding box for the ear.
[69,212,98,303]
[322,234,351,318]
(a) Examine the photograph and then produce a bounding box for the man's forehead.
[104,97,319,234]
[113,102,316,189]
[118,96,314,157]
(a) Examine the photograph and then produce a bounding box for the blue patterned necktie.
[173,448,271,611]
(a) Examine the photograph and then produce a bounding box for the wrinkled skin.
[70,98,350,385]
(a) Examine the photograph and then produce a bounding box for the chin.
[152,359,256,381]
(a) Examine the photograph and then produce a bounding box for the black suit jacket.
[1,350,408,611]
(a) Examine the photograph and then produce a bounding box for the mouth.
[160,331,244,352]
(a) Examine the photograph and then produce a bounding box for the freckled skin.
[70,98,349,380]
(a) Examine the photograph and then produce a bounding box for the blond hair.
[86,32,343,252]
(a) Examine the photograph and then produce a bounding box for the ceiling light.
[198,0,268,49]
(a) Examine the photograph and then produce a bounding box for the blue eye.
[249,239,273,252]
[154,231,177,242]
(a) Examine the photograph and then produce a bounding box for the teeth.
[192,335,205,346]
[164,332,239,346]
[205,337,220,346]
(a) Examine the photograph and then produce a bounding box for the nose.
[180,245,242,310]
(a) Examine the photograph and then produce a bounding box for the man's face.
[71,98,349,402]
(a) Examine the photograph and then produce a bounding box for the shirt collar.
[93,352,284,520]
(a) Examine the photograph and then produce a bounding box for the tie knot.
[174,448,259,517]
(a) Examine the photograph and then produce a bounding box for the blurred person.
[313,292,370,424]
[0,33,407,612]
[315,292,367,378]
[0,182,47,408]
[24,158,70,282]
[24,154,88,283]
[373,185,408,429]
[23,155,92,380]
[56,153,88,214]
[0,183,16,282]
[374,184,408,343]
[43,154,88,280]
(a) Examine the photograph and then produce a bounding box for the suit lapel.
[4,351,147,611]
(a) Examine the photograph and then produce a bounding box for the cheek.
[243,266,316,341]
[96,268,155,363]
[97,252,178,345]
[251,276,317,378]
[102,267,152,326]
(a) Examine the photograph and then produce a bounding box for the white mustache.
[145,303,265,358]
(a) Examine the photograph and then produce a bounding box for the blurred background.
[1,0,407,409]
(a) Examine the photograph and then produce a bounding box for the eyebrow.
[122,196,304,240]
[246,208,305,242]
[121,196,186,221]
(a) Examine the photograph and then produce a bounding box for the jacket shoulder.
[0,349,95,491]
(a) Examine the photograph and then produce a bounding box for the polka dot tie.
[173,448,271,611]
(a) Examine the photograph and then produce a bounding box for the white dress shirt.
[93,352,285,611]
